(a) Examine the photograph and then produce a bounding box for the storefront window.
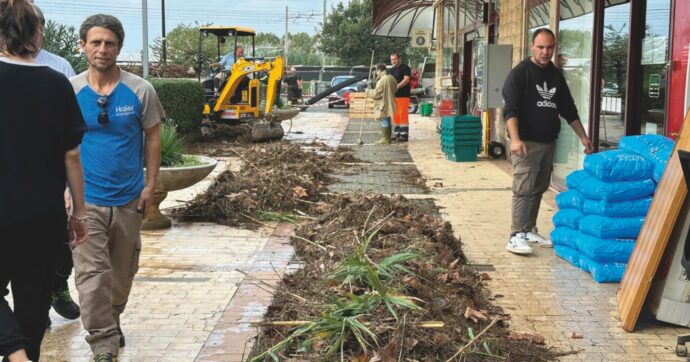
[553,0,594,186]
[640,0,671,136]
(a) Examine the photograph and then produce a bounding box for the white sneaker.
[506,233,533,255]
[526,227,553,248]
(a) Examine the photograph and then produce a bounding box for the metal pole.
[161,0,166,64]
[285,6,289,66]
[142,0,149,78]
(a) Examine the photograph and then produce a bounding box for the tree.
[151,23,228,71]
[43,20,87,73]
[319,0,418,66]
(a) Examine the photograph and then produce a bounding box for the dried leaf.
[464,306,488,323]
[292,185,309,198]
[378,339,399,362]
[449,258,460,269]
[436,273,450,283]
[349,353,367,362]
[571,332,583,339]
[479,272,492,280]
[403,275,421,289]
[510,331,545,345]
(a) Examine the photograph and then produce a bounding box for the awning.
[371,0,483,38]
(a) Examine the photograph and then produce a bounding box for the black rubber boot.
[51,282,80,320]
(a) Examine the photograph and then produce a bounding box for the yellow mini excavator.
[198,26,298,142]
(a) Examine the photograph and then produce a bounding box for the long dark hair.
[0,0,39,56]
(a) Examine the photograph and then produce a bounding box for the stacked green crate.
[440,115,482,162]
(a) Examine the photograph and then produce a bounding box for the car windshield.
[332,76,353,86]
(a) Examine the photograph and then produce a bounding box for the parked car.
[327,75,365,108]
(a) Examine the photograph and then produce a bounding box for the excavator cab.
[197,26,291,142]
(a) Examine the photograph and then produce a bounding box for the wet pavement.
[10,107,690,361]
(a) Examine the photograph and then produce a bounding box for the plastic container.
[420,102,433,116]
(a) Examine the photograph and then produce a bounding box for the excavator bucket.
[251,121,284,142]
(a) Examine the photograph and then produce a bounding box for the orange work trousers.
[393,97,410,127]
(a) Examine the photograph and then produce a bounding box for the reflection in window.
[553,0,594,186]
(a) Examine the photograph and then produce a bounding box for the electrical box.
[479,44,512,110]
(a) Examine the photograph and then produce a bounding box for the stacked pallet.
[348,92,375,119]
[440,115,482,162]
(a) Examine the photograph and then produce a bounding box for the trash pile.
[173,141,345,228]
[250,193,568,361]
[551,135,674,282]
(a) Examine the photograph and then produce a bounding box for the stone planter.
[142,155,218,230]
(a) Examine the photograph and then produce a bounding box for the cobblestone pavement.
[406,114,690,361]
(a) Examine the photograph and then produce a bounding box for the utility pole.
[284,6,289,66]
[142,0,149,78]
[161,0,166,64]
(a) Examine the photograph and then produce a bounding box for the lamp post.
[161,0,166,64]
[142,0,149,78]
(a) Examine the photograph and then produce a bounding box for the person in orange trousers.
[389,53,411,141]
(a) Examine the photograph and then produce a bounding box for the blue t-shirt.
[71,70,165,206]
[219,53,236,71]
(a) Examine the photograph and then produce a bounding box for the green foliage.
[320,0,417,66]
[43,20,87,73]
[159,122,185,167]
[151,23,230,71]
[148,78,203,133]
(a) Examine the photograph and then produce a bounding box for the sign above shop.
[412,29,431,48]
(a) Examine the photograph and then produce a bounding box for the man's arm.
[367,79,384,100]
[65,146,88,248]
[139,124,161,213]
[568,120,593,154]
[397,75,410,90]
[506,117,527,156]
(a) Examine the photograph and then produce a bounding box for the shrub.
[149,78,203,133]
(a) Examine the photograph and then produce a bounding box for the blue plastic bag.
[582,197,653,217]
[555,190,584,210]
[550,227,579,248]
[619,135,674,183]
[579,255,627,283]
[566,169,589,190]
[578,176,655,201]
[578,215,645,239]
[583,150,653,181]
[575,233,635,263]
[553,209,584,230]
[554,245,582,269]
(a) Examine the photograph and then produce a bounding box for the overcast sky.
[35,0,350,60]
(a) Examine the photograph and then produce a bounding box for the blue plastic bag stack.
[550,135,674,283]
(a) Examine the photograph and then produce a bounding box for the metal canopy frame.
[372,0,485,38]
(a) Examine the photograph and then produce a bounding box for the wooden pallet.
[349,92,374,119]
[617,111,690,332]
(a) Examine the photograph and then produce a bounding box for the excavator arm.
[213,56,285,115]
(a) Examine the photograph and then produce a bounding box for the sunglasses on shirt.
[96,96,110,125]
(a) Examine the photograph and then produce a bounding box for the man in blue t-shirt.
[70,14,164,362]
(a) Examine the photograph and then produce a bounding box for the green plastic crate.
[444,144,479,162]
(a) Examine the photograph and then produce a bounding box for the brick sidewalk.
[406,114,689,361]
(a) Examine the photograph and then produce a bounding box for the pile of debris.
[177,139,567,360]
[250,193,569,361]
[173,141,349,228]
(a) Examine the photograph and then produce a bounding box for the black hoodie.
[502,57,580,143]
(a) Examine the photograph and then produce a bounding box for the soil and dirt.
[174,130,569,360]
[248,193,570,361]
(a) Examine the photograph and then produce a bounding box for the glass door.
[598,1,630,150]
[640,0,671,136]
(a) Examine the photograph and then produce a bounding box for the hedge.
[148,78,203,133]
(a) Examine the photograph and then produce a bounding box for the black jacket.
[502,58,580,143]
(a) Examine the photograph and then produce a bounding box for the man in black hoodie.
[502,28,593,255]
